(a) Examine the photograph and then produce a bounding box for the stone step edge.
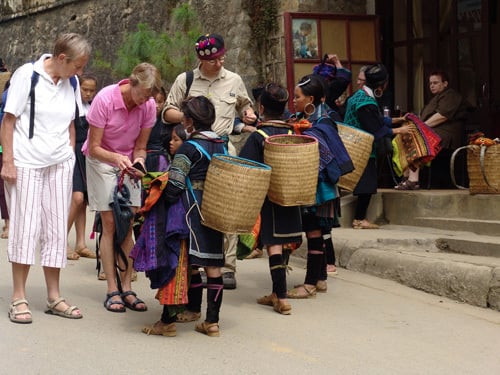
[336,245,500,312]
[414,217,500,225]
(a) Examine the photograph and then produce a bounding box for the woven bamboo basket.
[201,154,271,233]
[451,144,500,194]
[336,122,374,191]
[264,134,318,206]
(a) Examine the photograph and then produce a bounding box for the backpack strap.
[29,69,78,139]
[69,75,78,91]
[28,68,40,139]
[184,70,194,98]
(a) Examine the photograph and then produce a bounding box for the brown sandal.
[287,284,317,299]
[352,219,379,229]
[67,251,80,260]
[245,248,263,259]
[257,293,291,315]
[195,321,220,337]
[316,280,327,293]
[142,320,176,337]
[176,310,201,323]
[75,247,96,259]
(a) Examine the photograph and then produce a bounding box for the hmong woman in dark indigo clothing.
[343,64,410,229]
[142,96,225,337]
[285,75,355,299]
[239,83,302,315]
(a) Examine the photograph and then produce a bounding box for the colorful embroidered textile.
[155,239,189,305]
[392,113,442,172]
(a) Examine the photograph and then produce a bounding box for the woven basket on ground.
[450,144,500,194]
[336,122,374,192]
[263,134,318,206]
[201,154,271,233]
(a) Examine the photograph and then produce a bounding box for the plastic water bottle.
[383,106,391,118]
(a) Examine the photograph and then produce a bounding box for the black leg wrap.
[161,305,177,324]
[269,254,287,299]
[304,237,325,285]
[206,276,223,323]
[186,272,203,313]
[322,228,336,265]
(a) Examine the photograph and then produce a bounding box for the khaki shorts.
[86,156,142,212]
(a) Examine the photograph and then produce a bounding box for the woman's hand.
[1,161,17,184]
[115,154,133,171]
[394,123,412,134]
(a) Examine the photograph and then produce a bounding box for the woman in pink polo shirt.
[82,62,162,313]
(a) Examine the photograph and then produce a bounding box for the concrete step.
[412,217,500,237]
[339,189,500,237]
[328,226,500,312]
[326,190,500,311]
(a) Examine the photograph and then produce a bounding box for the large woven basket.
[264,134,318,206]
[451,144,500,194]
[336,122,374,191]
[201,154,271,233]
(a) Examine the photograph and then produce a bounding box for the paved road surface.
[0,227,499,374]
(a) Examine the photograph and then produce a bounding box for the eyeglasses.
[206,56,225,65]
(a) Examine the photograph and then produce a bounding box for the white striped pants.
[6,156,74,268]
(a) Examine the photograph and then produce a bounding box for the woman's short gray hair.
[129,62,162,96]
[53,33,91,61]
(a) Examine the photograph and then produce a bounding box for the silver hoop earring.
[304,102,316,116]
[374,88,383,98]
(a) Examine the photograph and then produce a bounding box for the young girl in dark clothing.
[240,83,302,315]
[143,96,226,337]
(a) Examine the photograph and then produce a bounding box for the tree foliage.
[92,4,201,85]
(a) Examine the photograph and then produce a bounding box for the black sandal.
[121,291,147,312]
[104,291,126,313]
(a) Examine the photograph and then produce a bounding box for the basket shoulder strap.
[256,129,292,139]
[186,140,211,161]
[256,129,269,138]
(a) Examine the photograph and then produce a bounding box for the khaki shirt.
[163,66,253,137]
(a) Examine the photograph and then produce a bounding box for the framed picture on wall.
[284,12,380,110]
[292,19,319,60]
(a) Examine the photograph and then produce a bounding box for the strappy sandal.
[352,219,379,229]
[176,310,201,323]
[195,321,220,337]
[257,293,292,315]
[245,248,263,259]
[66,251,80,260]
[121,291,147,312]
[9,298,33,324]
[104,291,126,313]
[394,179,420,191]
[45,297,82,319]
[142,320,176,337]
[287,284,317,299]
[75,247,96,259]
[316,280,327,293]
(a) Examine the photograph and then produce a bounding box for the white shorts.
[6,156,74,267]
[86,156,141,212]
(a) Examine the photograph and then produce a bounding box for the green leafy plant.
[91,4,201,85]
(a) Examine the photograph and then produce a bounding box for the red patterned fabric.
[393,113,442,171]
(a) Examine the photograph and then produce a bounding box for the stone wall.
[0,0,367,91]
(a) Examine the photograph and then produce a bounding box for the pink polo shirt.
[82,79,156,162]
